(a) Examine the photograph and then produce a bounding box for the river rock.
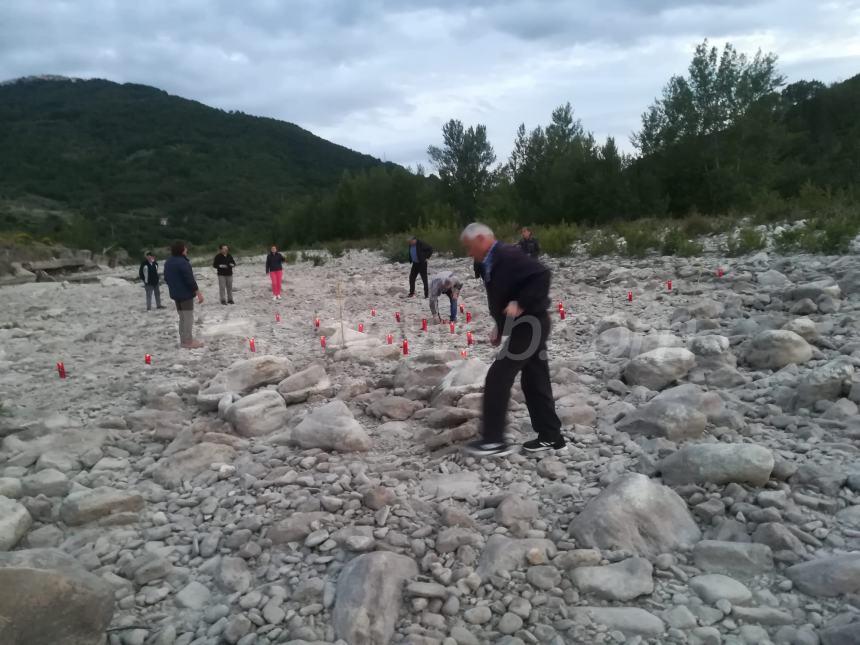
[744,330,813,370]
[568,473,701,557]
[197,355,293,409]
[225,389,289,437]
[692,540,774,577]
[59,487,144,526]
[658,443,774,486]
[276,363,331,404]
[571,606,665,636]
[0,496,32,550]
[151,442,237,488]
[623,347,696,390]
[0,548,114,645]
[571,557,654,601]
[615,398,706,441]
[332,551,418,645]
[292,400,371,451]
[785,553,860,597]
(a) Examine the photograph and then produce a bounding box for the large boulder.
[595,327,637,359]
[786,279,841,302]
[786,554,860,597]
[568,473,701,557]
[151,442,237,488]
[224,390,289,437]
[292,401,371,452]
[658,443,774,486]
[0,548,114,645]
[757,269,792,290]
[744,330,813,370]
[59,487,144,526]
[570,557,654,601]
[569,607,665,637]
[197,356,293,410]
[615,399,706,441]
[368,396,423,421]
[430,359,488,407]
[477,535,558,578]
[0,496,32,550]
[333,552,418,645]
[793,360,854,410]
[623,348,696,390]
[277,363,331,404]
[393,350,461,392]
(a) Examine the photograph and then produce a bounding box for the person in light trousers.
[163,241,205,349]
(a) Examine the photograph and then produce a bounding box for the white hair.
[460,222,495,241]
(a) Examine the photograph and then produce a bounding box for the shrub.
[725,227,766,256]
[537,223,580,256]
[282,251,298,264]
[586,231,618,257]
[661,229,704,257]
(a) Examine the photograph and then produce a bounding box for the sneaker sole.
[462,446,517,458]
[522,444,567,453]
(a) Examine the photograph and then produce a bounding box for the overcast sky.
[2,0,859,168]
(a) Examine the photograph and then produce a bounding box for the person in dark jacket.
[163,241,204,349]
[265,245,285,300]
[213,244,237,305]
[461,223,564,457]
[407,237,433,298]
[517,227,540,258]
[138,252,165,311]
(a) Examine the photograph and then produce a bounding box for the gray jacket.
[429,271,463,318]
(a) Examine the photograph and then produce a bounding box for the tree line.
[280,40,858,248]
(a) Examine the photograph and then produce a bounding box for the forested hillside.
[0,77,384,250]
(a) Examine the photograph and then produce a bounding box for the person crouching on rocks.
[429,271,463,324]
[265,245,285,300]
[163,240,204,349]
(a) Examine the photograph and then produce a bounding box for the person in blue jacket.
[163,241,205,349]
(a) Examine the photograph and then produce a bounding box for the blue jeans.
[448,293,458,322]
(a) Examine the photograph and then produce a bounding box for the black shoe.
[522,438,567,453]
[463,440,515,457]
[156,306,166,309]
[221,300,227,305]
[408,293,416,298]
[227,300,235,305]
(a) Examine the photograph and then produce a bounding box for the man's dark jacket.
[478,244,551,331]
[163,256,199,302]
[518,236,540,258]
[213,253,236,276]
[409,239,433,263]
[139,260,159,286]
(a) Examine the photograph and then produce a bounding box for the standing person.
[517,227,541,258]
[213,244,236,305]
[407,236,433,298]
[265,245,285,300]
[163,241,205,349]
[461,223,564,457]
[428,271,463,323]
[138,251,165,311]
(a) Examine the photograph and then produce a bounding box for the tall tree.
[427,119,497,224]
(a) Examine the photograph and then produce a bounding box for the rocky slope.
[1,248,859,645]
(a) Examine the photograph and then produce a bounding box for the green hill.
[0,76,386,250]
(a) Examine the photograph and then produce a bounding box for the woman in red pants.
[265,245,285,300]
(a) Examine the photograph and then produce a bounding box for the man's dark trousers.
[482,312,562,444]
[409,261,429,297]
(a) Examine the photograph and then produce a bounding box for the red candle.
[459,303,465,314]
[717,267,724,278]
[320,336,327,349]
[558,301,564,311]
[249,338,256,352]
[667,280,673,291]
[395,312,401,323]
[275,313,281,322]
[466,331,474,345]
[402,339,409,355]
[386,333,393,345]
[559,308,566,320]
[422,318,428,331]
[628,291,633,302]
[449,322,455,334]
[460,349,467,359]
[466,311,472,323]
[371,308,377,317]
[144,354,152,365]
[314,318,320,329]
[358,323,364,333]
[57,361,66,379]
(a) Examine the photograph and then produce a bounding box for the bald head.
[461,222,496,262]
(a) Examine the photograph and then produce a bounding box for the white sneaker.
[272,296,277,301]
[276,295,281,300]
